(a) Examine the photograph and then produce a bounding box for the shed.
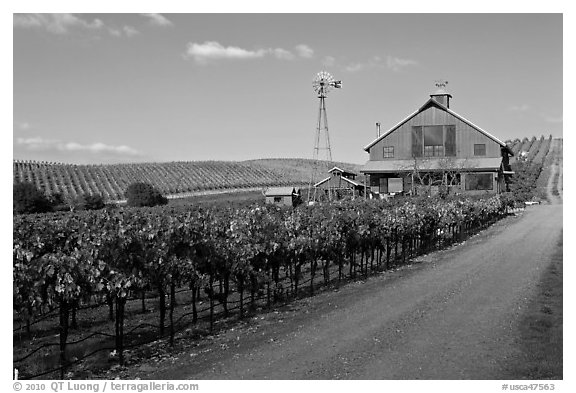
[264,187,301,206]
[314,167,364,200]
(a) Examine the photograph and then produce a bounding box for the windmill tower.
[308,71,341,202]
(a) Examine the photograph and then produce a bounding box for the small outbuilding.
[264,187,301,207]
[313,167,364,200]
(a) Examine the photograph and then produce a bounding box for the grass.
[167,190,265,208]
[508,234,563,379]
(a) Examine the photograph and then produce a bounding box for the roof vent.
[430,79,452,108]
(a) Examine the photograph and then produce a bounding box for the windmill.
[308,71,342,202]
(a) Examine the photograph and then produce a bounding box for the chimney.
[430,80,452,108]
[376,122,381,137]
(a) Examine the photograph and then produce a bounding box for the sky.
[12,12,563,165]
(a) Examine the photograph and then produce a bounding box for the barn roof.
[360,157,503,173]
[314,175,362,188]
[313,177,331,187]
[264,187,298,196]
[328,166,356,176]
[342,176,361,187]
[363,98,513,155]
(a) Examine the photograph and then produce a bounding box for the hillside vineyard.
[13,136,549,202]
[12,159,361,201]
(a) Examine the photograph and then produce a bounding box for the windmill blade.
[313,71,340,96]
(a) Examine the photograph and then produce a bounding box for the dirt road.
[130,204,562,380]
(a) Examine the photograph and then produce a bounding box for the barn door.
[403,175,412,193]
[379,178,388,194]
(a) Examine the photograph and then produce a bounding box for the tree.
[125,182,168,207]
[405,156,469,197]
[82,193,106,210]
[13,182,52,214]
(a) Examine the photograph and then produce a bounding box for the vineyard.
[14,195,506,379]
[505,135,553,165]
[13,135,562,379]
[12,159,361,202]
[504,135,560,203]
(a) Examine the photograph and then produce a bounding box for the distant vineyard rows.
[505,134,553,165]
[12,159,360,201]
[13,137,552,202]
[504,135,558,202]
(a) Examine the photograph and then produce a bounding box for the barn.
[314,166,364,200]
[264,187,301,206]
[361,86,514,196]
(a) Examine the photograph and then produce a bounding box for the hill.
[504,135,562,203]
[12,158,363,202]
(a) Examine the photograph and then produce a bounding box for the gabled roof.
[363,98,513,155]
[313,177,331,187]
[360,157,503,173]
[314,175,362,188]
[341,176,361,187]
[328,166,356,176]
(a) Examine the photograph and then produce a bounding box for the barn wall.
[369,107,502,161]
[265,195,292,206]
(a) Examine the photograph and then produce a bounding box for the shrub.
[82,193,106,210]
[13,182,52,214]
[125,182,168,207]
[48,192,69,212]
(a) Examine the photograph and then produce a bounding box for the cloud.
[509,104,530,112]
[272,48,295,60]
[344,56,382,73]
[183,41,316,65]
[322,56,336,67]
[184,41,267,64]
[140,13,173,27]
[344,62,367,73]
[14,14,138,38]
[385,56,418,72]
[16,137,52,147]
[542,115,563,123]
[16,137,141,156]
[339,55,418,73]
[14,13,104,34]
[14,121,31,131]
[122,25,139,37]
[295,44,314,58]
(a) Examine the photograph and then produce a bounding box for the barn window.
[474,144,486,156]
[273,196,282,203]
[412,126,423,157]
[413,125,457,157]
[424,126,444,157]
[388,178,403,193]
[465,173,493,191]
[445,125,456,156]
[383,146,394,158]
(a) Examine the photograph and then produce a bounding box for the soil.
[108,202,562,380]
